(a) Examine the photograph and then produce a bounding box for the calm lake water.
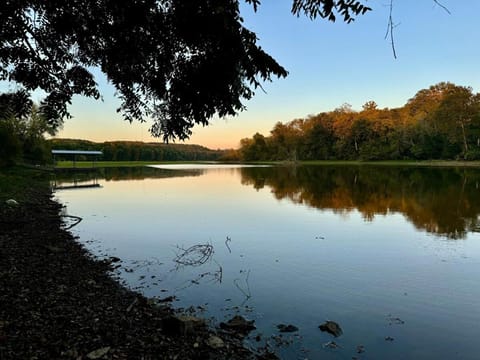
[54,165,480,359]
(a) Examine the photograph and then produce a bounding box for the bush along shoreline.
[0,179,274,360]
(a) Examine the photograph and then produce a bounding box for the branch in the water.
[175,263,223,291]
[61,214,82,230]
[234,269,252,300]
[174,243,214,267]
[225,236,232,253]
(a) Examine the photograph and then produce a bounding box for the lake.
[53,165,480,359]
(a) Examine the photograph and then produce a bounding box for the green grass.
[0,166,51,203]
[296,160,480,167]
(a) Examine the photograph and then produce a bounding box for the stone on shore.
[163,315,206,336]
[220,315,256,335]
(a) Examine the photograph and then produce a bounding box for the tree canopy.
[236,82,480,161]
[0,0,370,141]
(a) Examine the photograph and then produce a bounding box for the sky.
[44,1,480,148]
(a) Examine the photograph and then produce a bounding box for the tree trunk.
[460,120,468,156]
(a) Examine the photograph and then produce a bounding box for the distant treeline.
[234,82,480,161]
[49,138,224,161]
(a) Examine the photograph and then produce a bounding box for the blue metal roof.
[52,150,103,155]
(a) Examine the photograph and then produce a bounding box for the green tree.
[1,1,370,141]
[0,121,21,166]
[302,113,335,160]
[434,86,480,158]
[0,93,59,165]
[270,121,305,161]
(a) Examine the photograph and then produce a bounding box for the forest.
[49,139,224,162]
[236,82,480,161]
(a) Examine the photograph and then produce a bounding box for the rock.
[319,320,343,337]
[220,315,256,334]
[44,244,63,253]
[257,351,280,360]
[322,341,339,349]
[62,349,79,358]
[276,324,298,333]
[5,199,18,206]
[86,346,111,359]
[207,335,224,349]
[356,345,365,354]
[157,296,176,303]
[163,315,206,336]
[387,316,405,325]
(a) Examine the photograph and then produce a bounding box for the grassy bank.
[0,166,51,203]
[242,159,480,168]
[298,160,480,167]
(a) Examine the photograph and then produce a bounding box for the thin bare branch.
[433,0,451,14]
[173,243,214,267]
[61,214,82,230]
[234,269,251,300]
[384,0,397,59]
[225,236,232,253]
[384,0,449,59]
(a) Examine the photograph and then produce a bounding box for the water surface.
[54,165,480,359]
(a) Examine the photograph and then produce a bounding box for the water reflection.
[101,166,203,181]
[55,164,480,359]
[54,165,480,239]
[240,166,480,239]
[52,166,202,188]
[52,170,101,190]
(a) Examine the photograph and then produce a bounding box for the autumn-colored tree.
[238,82,480,162]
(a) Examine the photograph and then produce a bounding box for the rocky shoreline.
[0,186,272,359]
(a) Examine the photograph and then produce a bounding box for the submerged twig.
[175,261,223,291]
[225,236,232,253]
[234,269,251,300]
[129,257,163,270]
[214,259,223,283]
[172,243,222,291]
[61,215,82,230]
[174,243,214,267]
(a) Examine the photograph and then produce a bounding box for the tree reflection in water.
[240,165,480,239]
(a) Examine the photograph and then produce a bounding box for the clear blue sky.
[53,0,480,149]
